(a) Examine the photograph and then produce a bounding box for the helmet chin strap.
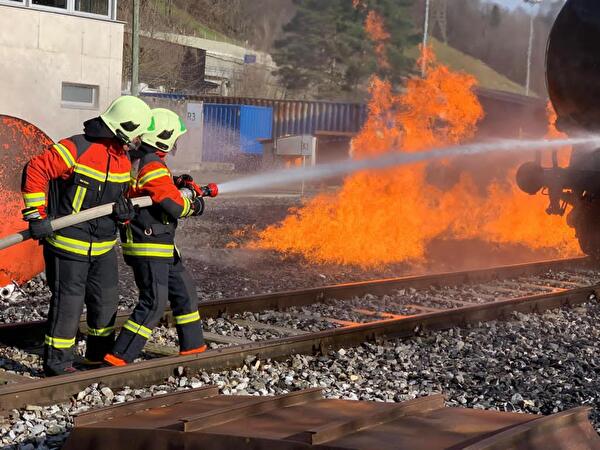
[124,137,142,152]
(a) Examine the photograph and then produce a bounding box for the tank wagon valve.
[530,0,600,258]
[516,162,571,216]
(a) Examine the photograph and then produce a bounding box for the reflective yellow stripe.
[46,234,116,257]
[74,164,105,182]
[23,192,46,207]
[108,172,131,183]
[122,242,174,258]
[174,311,200,325]
[23,209,41,218]
[181,196,191,217]
[87,326,115,337]
[23,199,45,207]
[54,143,76,168]
[138,168,170,188]
[74,164,130,184]
[45,335,75,349]
[71,186,86,213]
[123,320,152,339]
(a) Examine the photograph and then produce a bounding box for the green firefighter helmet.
[100,96,153,143]
[141,108,187,153]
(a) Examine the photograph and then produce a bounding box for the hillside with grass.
[150,0,241,44]
[408,38,532,96]
[119,0,531,99]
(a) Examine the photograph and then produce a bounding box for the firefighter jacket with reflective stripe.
[121,151,193,262]
[22,134,131,260]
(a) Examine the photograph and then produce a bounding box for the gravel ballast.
[3,302,600,449]
[0,194,590,325]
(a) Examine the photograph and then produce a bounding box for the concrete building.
[0,0,123,140]
[140,30,282,99]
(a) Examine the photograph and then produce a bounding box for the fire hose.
[0,183,219,252]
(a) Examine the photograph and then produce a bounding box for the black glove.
[29,219,54,240]
[191,196,205,216]
[112,196,136,223]
[174,174,193,188]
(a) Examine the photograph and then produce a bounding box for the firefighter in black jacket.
[104,108,207,366]
[21,96,153,376]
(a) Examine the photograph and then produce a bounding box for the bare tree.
[117,0,297,94]
[240,0,296,51]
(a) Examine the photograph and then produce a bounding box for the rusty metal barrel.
[547,0,600,131]
[0,116,50,285]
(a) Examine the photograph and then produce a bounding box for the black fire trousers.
[43,247,119,376]
[112,255,205,363]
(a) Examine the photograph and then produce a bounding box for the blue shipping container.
[202,104,273,163]
[240,105,273,154]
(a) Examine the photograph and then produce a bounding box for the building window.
[32,0,67,8]
[75,0,108,16]
[61,82,99,109]
[5,0,117,19]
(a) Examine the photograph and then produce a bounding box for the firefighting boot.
[179,344,207,356]
[104,354,127,367]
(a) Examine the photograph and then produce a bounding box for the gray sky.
[483,0,541,13]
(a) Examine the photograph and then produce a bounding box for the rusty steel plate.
[0,116,51,285]
[546,0,600,131]
[62,388,600,450]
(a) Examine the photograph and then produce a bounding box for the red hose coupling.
[203,183,219,198]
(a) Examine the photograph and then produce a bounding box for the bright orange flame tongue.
[365,11,391,70]
[251,52,481,267]
[250,17,580,268]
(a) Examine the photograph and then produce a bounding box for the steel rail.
[0,282,597,413]
[191,256,591,318]
[0,256,590,345]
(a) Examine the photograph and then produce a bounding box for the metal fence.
[142,93,369,140]
[145,90,545,141]
[140,90,548,167]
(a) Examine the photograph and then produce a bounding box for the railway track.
[0,256,597,413]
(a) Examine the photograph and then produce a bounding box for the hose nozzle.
[201,183,219,198]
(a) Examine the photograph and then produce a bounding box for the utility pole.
[525,13,533,96]
[524,0,542,96]
[431,0,448,43]
[421,0,430,76]
[132,0,140,96]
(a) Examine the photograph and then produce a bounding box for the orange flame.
[251,51,480,266]
[285,157,304,169]
[249,13,580,268]
[365,11,390,69]
[545,101,571,167]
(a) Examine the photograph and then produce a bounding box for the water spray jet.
[219,136,600,195]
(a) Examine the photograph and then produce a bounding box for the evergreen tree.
[364,0,419,82]
[273,0,418,99]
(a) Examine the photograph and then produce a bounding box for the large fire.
[249,11,580,268]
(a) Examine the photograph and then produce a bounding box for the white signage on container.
[186,103,203,129]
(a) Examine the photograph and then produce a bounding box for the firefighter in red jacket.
[104,108,206,366]
[21,96,153,376]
